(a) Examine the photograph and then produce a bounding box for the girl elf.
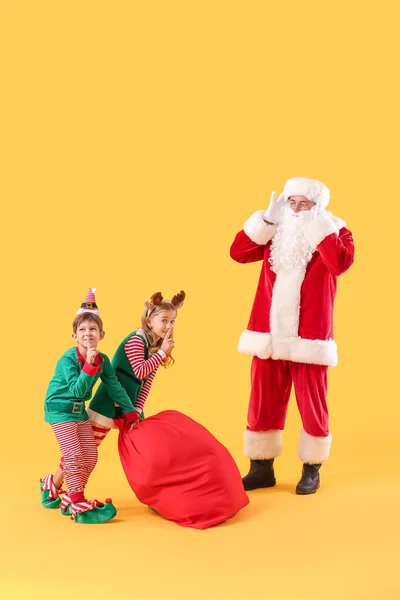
[87,290,185,444]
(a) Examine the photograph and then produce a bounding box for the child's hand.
[86,339,99,364]
[129,419,140,431]
[161,328,175,355]
[127,412,141,430]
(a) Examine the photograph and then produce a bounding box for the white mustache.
[288,207,319,223]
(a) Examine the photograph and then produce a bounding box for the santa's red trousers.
[248,357,329,437]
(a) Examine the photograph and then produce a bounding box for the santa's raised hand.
[264,191,286,224]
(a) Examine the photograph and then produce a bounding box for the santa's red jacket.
[230,210,354,367]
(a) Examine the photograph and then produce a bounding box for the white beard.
[269,206,316,274]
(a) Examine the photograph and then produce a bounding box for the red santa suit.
[230,182,354,465]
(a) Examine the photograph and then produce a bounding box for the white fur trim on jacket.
[238,330,338,367]
[271,336,338,367]
[298,429,332,463]
[244,429,282,460]
[330,214,346,230]
[304,214,340,249]
[238,330,272,359]
[243,211,276,246]
[243,260,338,366]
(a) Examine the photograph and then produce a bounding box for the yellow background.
[1,1,399,599]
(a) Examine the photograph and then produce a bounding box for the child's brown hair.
[72,313,104,334]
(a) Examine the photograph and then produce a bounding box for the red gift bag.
[116,410,249,529]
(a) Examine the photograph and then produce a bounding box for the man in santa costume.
[230,176,354,494]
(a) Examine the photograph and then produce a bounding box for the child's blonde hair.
[141,291,185,368]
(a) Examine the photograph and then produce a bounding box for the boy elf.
[40,288,139,524]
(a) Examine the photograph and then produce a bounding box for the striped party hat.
[76,287,99,315]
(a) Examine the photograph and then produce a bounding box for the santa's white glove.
[263,191,285,224]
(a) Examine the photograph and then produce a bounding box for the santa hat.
[76,287,99,315]
[283,177,330,210]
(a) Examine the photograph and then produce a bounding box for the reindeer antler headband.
[145,290,186,317]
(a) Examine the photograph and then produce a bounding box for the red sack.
[116,410,249,529]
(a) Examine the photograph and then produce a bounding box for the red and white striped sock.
[91,425,111,447]
[40,474,63,499]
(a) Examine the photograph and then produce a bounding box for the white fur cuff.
[238,330,272,359]
[238,330,337,367]
[298,429,332,463]
[304,214,339,249]
[271,337,338,368]
[244,429,282,459]
[243,211,276,246]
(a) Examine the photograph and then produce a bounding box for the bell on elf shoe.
[60,494,117,523]
[242,458,276,491]
[295,463,321,495]
[40,474,63,509]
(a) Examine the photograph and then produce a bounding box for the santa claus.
[230,176,354,494]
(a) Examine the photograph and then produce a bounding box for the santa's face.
[288,195,315,213]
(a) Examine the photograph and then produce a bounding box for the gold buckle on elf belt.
[72,402,82,414]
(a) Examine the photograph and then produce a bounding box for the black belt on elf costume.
[115,366,143,386]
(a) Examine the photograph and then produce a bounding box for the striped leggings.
[51,420,98,497]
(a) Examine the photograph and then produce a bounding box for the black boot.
[242,459,276,491]
[295,463,321,495]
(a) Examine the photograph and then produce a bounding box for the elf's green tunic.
[89,330,153,420]
[44,347,137,424]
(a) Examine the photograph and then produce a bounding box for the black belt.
[116,366,142,386]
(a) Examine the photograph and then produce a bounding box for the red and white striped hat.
[76,287,100,315]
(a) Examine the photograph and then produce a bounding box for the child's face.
[147,309,176,341]
[73,319,104,348]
